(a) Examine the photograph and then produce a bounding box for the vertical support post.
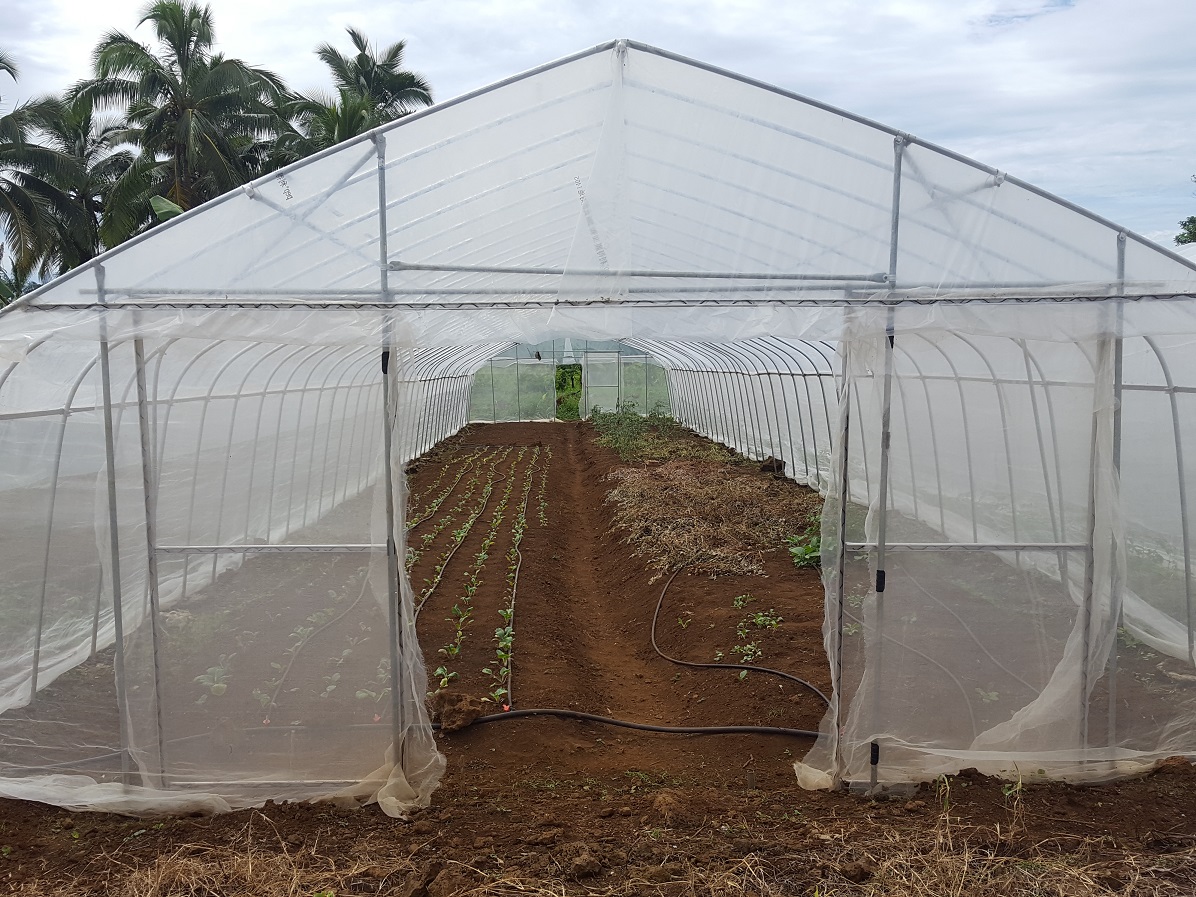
[489,360,496,422]
[133,331,168,786]
[831,332,853,785]
[1107,233,1126,752]
[552,341,559,421]
[515,349,522,421]
[374,132,406,777]
[582,351,589,418]
[887,135,909,290]
[29,409,69,703]
[869,309,897,791]
[381,348,404,764]
[96,264,133,786]
[1079,349,1102,755]
[869,135,906,790]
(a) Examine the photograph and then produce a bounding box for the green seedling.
[786,521,821,568]
[751,609,782,630]
[194,654,235,702]
[319,672,340,699]
[731,642,761,663]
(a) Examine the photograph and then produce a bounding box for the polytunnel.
[2,38,1196,815]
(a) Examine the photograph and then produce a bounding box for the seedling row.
[409,444,549,708]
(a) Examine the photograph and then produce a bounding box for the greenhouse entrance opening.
[466,341,672,424]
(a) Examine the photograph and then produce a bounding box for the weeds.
[591,402,728,462]
[606,460,821,577]
[786,517,821,568]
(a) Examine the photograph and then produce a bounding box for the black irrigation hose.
[651,567,833,708]
[440,708,818,738]
[504,452,540,708]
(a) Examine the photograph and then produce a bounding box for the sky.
[2,0,1194,246]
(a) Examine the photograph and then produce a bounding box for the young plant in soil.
[416,448,512,610]
[432,665,458,690]
[786,517,821,568]
[407,446,487,526]
[723,594,784,674]
[437,450,523,681]
[194,653,236,704]
[251,569,372,723]
[405,450,498,573]
[485,446,539,705]
[356,657,392,722]
[536,445,552,527]
[483,621,514,705]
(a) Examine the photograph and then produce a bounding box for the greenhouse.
[1,38,1196,816]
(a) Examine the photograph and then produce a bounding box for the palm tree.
[274,89,382,162]
[75,0,286,236]
[0,249,41,306]
[0,51,86,279]
[34,94,133,270]
[315,28,432,120]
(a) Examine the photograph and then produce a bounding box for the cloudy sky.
[3,0,1194,245]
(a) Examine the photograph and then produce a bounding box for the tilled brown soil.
[3,421,1196,895]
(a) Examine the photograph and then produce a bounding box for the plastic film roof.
[6,39,1196,351]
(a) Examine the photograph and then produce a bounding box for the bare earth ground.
[2,421,1196,895]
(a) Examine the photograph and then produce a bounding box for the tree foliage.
[0,56,87,283]
[1177,176,1196,246]
[74,0,286,242]
[315,27,432,119]
[277,28,433,161]
[0,4,433,287]
[1177,216,1196,246]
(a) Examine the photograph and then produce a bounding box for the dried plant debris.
[605,460,823,577]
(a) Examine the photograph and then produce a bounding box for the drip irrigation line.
[413,465,512,620]
[444,708,819,738]
[840,603,979,738]
[504,451,540,709]
[902,567,1038,694]
[406,445,491,530]
[0,749,127,772]
[265,557,368,716]
[505,543,522,706]
[652,566,833,708]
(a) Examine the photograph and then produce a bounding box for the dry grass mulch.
[604,459,823,578]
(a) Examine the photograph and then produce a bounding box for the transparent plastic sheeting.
[2,38,1196,815]
[627,337,837,493]
[0,338,483,816]
[792,304,1196,790]
[12,41,1196,316]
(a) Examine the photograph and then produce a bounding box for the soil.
[2,420,1196,895]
